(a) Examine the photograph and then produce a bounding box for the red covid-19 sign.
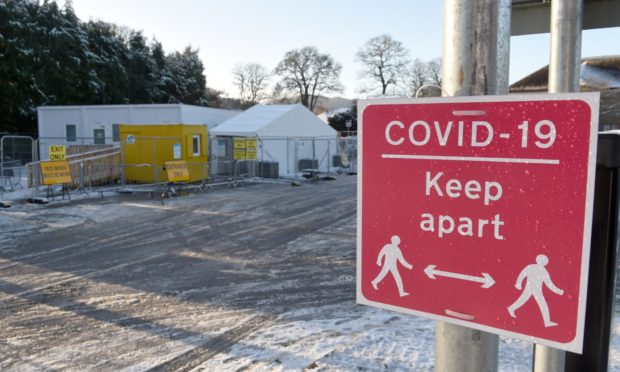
[356,93,599,353]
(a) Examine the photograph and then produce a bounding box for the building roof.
[510,56,620,126]
[37,103,239,127]
[510,55,620,92]
[38,103,201,111]
[211,104,338,138]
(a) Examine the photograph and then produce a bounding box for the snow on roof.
[213,104,294,133]
[37,103,239,127]
[211,104,337,138]
[510,55,620,92]
[38,103,197,110]
[191,106,240,127]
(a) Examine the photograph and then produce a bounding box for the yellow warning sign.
[234,137,246,149]
[40,160,72,185]
[245,138,257,160]
[233,137,258,160]
[164,160,190,182]
[245,138,257,149]
[49,145,66,161]
[233,149,246,160]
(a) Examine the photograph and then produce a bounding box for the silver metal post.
[286,138,290,175]
[442,0,511,97]
[79,161,85,191]
[548,0,582,93]
[153,139,158,188]
[437,0,510,371]
[1,137,4,199]
[533,1,582,371]
[533,346,566,372]
[120,138,126,186]
[327,139,331,174]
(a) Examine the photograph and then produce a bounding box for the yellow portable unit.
[119,124,208,183]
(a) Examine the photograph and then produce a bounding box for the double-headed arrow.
[424,265,495,289]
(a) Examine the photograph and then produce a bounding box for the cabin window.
[66,124,77,142]
[94,128,105,144]
[192,134,201,157]
[112,124,120,142]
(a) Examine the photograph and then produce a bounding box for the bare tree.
[407,58,428,97]
[405,58,443,97]
[274,46,343,111]
[356,34,410,95]
[427,58,442,86]
[232,63,270,108]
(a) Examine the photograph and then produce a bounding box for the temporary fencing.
[1,135,34,197]
[3,133,358,200]
[211,135,356,179]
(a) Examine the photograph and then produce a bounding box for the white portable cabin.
[210,104,339,177]
[37,104,239,159]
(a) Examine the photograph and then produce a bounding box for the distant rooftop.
[510,55,620,92]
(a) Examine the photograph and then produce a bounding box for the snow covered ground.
[0,177,618,371]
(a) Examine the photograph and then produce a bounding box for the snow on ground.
[193,293,618,371]
[0,181,619,371]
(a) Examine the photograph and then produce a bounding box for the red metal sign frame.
[357,93,599,353]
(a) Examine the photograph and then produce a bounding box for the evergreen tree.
[151,40,177,103]
[0,0,41,132]
[126,31,157,103]
[328,104,357,133]
[0,0,212,133]
[84,20,130,104]
[167,47,208,105]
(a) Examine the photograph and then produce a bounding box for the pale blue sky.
[65,0,620,99]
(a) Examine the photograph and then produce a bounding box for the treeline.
[0,0,215,133]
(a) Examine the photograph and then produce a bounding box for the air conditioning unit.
[258,161,279,178]
[298,158,318,170]
[237,161,253,177]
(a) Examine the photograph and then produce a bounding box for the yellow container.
[120,124,208,183]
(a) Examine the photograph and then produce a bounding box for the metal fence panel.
[4,133,359,200]
[1,135,34,196]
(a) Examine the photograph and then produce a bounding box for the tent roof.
[211,104,337,138]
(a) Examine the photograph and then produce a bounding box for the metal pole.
[1,137,4,198]
[327,139,331,175]
[79,161,84,191]
[120,137,126,186]
[534,1,582,371]
[286,139,290,175]
[548,0,582,94]
[437,1,510,371]
[561,133,620,372]
[442,0,511,97]
[153,139,158,188]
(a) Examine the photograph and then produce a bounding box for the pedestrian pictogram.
[371,235,413,297]
[356,93,599,353]
[507,254,564,328]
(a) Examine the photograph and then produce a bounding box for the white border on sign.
[356,92,600,354]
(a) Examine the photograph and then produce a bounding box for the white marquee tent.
[210,104,339,177]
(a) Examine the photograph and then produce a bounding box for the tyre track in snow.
[148,314,278,372]
[0,200,355,316]
[0,177,358,369]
